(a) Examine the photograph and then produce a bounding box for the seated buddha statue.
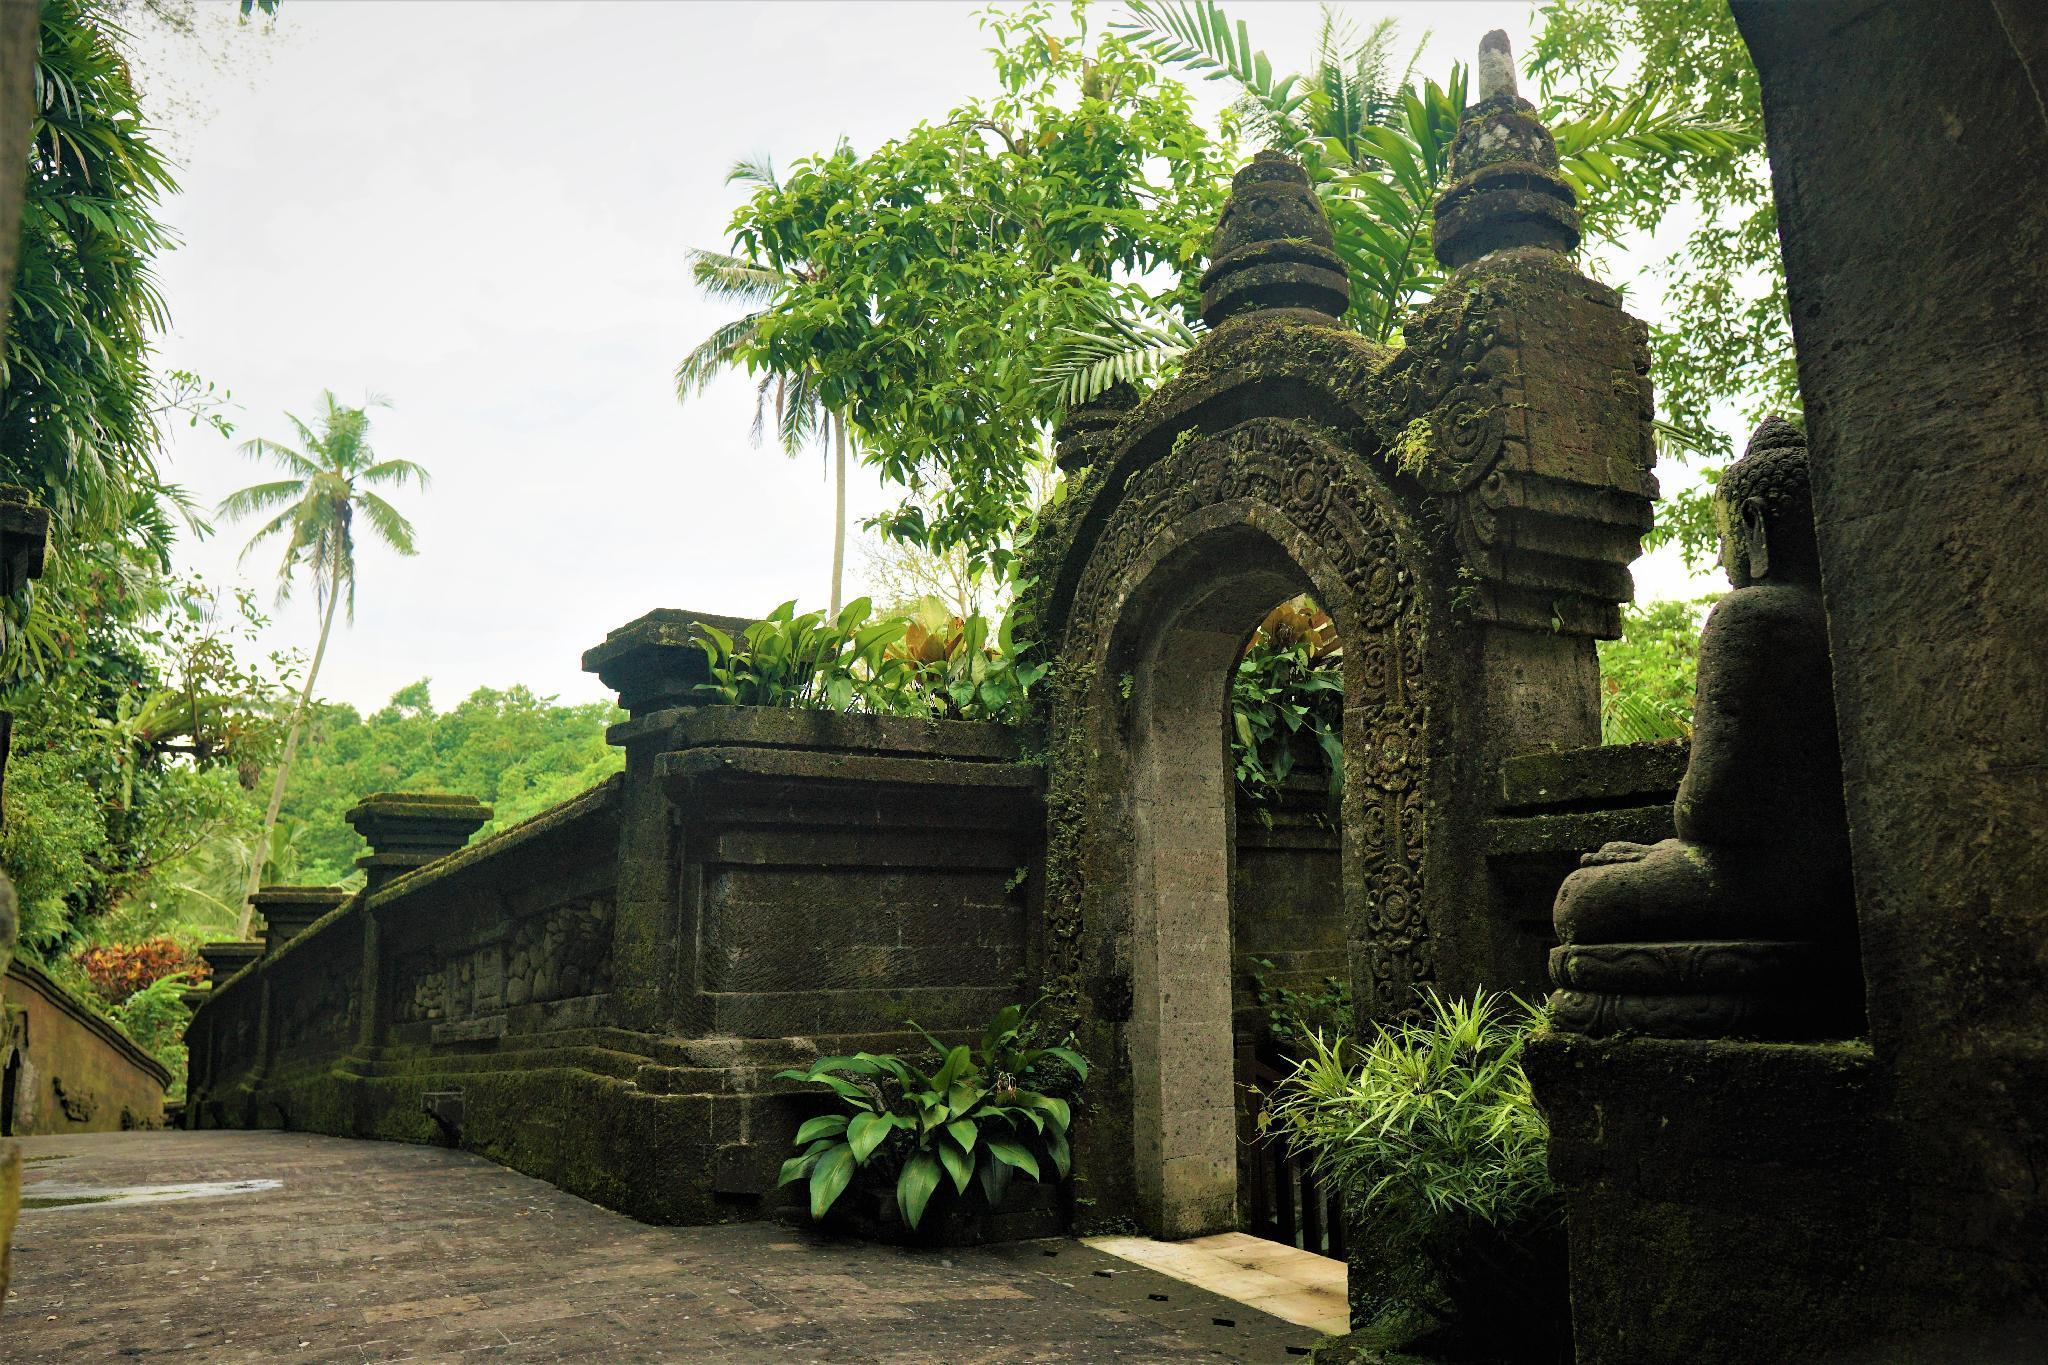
[1548,418,1862,1038]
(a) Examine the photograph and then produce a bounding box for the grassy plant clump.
[1264,989,1568,1356]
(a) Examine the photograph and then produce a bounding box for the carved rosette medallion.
[1048,416,1439,1019]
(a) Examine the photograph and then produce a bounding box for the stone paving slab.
[0,1131,1325,1362]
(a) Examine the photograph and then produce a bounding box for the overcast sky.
[133,1,1716,714]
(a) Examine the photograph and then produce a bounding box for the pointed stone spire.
[1432,32,1580,269]
[1476,28,1518,103]
[1199,151,1350,326]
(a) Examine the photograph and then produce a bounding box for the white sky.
[134,1,1719,714]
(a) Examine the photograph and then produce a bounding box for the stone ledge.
[1499,740,1688,812]
[658,744,1041,807]
[1486,803,1673,858]
[667,705,1021,762]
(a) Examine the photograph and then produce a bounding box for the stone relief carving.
[52,1074,96,1123]
[1052,418,1438,1018]
[396,897,615,1024]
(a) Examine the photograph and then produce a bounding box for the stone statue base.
[1548,939,1860,1039]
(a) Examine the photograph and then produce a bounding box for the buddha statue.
[1548,418,1862,1038]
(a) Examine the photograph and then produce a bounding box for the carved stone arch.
[1039,406,1451,1237]
[1026,143,1655,1242]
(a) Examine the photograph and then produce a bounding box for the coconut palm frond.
[1038,297,1204,409]
[687,248,787,306]
[1117,0,1309,144]
[675,312,763,403]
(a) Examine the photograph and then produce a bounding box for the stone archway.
[1043,417,1440,1238]
[1025,141,1656,1244]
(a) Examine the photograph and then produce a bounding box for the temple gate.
[1023,60,1657,1239]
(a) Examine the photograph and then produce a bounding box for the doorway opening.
[1122,526,1353,1250]
[2,1046,21,1137]
[1226,595,1348,1259]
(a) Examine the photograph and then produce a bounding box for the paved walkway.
[1,1131,1326,1362]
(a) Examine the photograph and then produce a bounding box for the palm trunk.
[830,413,847,616]
[237,564,341,937]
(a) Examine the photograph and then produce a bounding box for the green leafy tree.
[1529,0,1784,565]
[218,392,427,931]
[273,681,624,885]
[678,154,856,614]
[704,2,1239,573]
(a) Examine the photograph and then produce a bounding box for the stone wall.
[2,956,170,1135]
[185,702,1044,1228]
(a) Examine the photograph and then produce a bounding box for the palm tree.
[676,154,851,615]
[218,391,427,934]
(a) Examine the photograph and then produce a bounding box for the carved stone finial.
[1477,29,1517,102]
[1199,151,1350,326]
[582,609,755,718]
[249,884,351,952]
[1432,36,1580,270]
[1053,382,1138,474]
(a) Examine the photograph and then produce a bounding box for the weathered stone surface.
[581,607,753,717]
[2,957,169,1135]
[248,885,351,951]
[345,791,491,893]
[1053,382,1139,474]
[1199,151,1350,325]
[1497,739,1686,812]
[7,1130,1320,1360]
[666,704,1021,762]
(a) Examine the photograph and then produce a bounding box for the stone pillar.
[345,794,489,1051]
[582,609,750,1035]
[197,939,264,986]
[345,793,491,894]
[249,886,351,955]
[1729,0,2047,1344]
[1414,34,1657,997]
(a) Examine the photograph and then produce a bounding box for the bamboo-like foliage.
[1262,989,1560,1324]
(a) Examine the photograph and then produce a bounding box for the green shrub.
[776,1001,1087,1231]
[1250,956,1351,1049]
[1263,989,1566,1353]
[693,597,1048,724]
[695,598,920,712]
[108,970,194,1098]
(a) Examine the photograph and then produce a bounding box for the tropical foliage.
[1263,989,1565,1348]
[1231,595,1343,813]
[219,391,428,930]
[1530,0,1788,564]
[2,575,288,957]
[776,1001,1087,1231]
[690,597,1047,726]
[73,934,208,1003]
[697,2,1239,573]
[269,680,625,887]
[677,154,857,614]
[1597,597,1708,745]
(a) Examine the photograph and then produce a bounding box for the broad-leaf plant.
[776,1001,1089,1230]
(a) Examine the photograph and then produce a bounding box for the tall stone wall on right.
[1734,0,2046,1334]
